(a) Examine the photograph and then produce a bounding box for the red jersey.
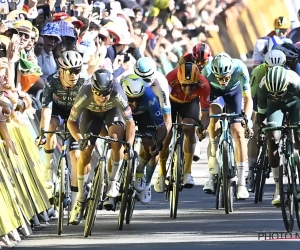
[166,68,210,110]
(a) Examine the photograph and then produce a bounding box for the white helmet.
[211,52,233,76]
[58,50,83,69]
[264,50,286,66]
[121,74,145,98]
[134,57,156,78]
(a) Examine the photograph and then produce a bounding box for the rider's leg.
[69,139,80,210]
[43,116,59,189]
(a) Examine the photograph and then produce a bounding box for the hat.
[13,20,32,35]
[104,22,121,44]
[41,22,62,43]
[53,12,70,22]
[148,7,160,17]
[57,20,76,38]
[2,21,19,38]
[117,30,132,45]
[123,8,135,18]
[69,17,84,28]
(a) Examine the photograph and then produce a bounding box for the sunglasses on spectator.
[127,96,142,103]
[181,83,198,88]
[215,75,231,82]
[19,32,30,39]
[98,34,107,41]
[194,59,208,67]
[91,87,111,97]
[63,67,81,75]
[268,89,287,98]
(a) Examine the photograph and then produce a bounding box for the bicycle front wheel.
[222,142,233,214]
[254,144,267,203]
[84,161,106,237]
[279,155,295,232]
[57,157,66,235]
[215,175,223,209]
[170,142,182,219]
[294,154,300,230]
[118,159,132,230]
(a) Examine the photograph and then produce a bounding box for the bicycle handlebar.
[263,124,300,132]
[83,133,131,149]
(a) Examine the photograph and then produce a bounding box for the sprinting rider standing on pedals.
[67,69,135,225]
[256,66,300,206]
[202,52,253,200]
[121,74,167,204]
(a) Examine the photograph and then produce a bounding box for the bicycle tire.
[125,153,138,224]
[57,157,66,235]
[294,154,300,230]
[258,158,269,203]
[254,145,266,203]
[279,155,295,232]
[118,159,132,230]
[215,175,223,209]
[84,161,106,237]
[222,141,232,214]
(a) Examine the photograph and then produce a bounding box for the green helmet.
[265,66,288,92]
[211,52,233,76]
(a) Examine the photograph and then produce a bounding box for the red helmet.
[192,43,211,61]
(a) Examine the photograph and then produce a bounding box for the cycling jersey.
[257,70,300,114]
[42,71,90,109]
[132,84,165,127]
[69,82,133,122]
[202,59,251,96]
[165,67,210,111]
[250,63,267,98]
[121,70,171,115]
[252,35,292,66]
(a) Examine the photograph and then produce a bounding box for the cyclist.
[177,43,212,72]
[133,57,172,193]
[67,69,136,225]
[202,52,252,199]
[36,50,85,211]
[274,43,300,75]
[252,16,292,68]
[256,66,300,206]
[246,50,286,191]
[157,62,210,190]
[121,74,167,204]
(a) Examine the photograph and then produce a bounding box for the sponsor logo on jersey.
[124,107,132,116]
[116,93,128,107]
[149,97,156,106]
[155,111,161,116]
[74,94,87,108]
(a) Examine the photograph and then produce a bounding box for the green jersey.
[257,70,300,114]
[250,63,267,98]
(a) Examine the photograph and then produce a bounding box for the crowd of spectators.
[0,0,242,153]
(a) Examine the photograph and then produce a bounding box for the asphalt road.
[14,138,300,250]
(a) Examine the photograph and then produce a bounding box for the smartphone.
[8,2,17,12]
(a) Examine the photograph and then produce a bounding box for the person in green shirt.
[256,66,300,206]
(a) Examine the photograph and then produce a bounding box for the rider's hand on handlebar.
[35,130,46,148]
[196,127,207,141]
[124,143,134,160]
[79,138,90,151]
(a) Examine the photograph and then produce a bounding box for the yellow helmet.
[177,62,200,84]
[274,16,290,29]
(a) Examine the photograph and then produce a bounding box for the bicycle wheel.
[258,158,269,203]
[254,144,267,203]
[222,142,232,214]
[84,160,106,237]
[170,142,182,219]
[57,157,66,235]
[279,155,295,232]
[125,153,138,225]
[118,159,132,230]
[215,175,223,209]
[294,154,300,230]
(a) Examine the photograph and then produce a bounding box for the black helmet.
[275,43,299,62]
[92,69,114,95]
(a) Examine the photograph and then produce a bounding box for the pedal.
[183,183,194,189]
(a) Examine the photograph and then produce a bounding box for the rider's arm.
[40,81,54,131]
[67,88,88,142]
[250,64,266,98]
[239,62,253,120]
[256,79,268,115]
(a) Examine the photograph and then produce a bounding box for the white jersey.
[121,70,171,115]
[252,35,292,67]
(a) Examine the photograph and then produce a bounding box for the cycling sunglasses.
[127,96,142,103]
[142,77,153,83]
[64,67,81,75]
[91,87,111,97]
[194,59,209,67]
[181,82,198,88]
[215,75,231,82]
[268,89,287,98]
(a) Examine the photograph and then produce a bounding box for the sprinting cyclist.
[36,50,86,210]
[246,50,286,191]
[121,74,167,204]
[67,69,135,225]
[256,66,300,206]
[156,62,210,191]
[202,52,253,199]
